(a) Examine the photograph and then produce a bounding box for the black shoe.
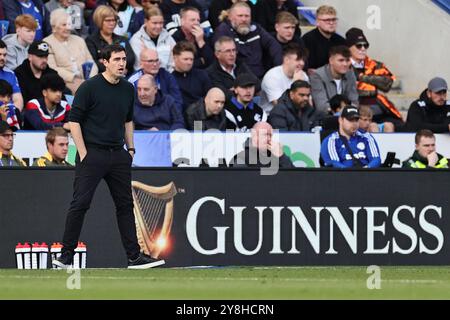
[52,251,73,269]
[127,253,165,269]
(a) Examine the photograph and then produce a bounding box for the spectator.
[85,5,135,76]
[96,0,143,38]
[3,0,51,41]
[225,73,266,132]
[260,42,308,113]
[0,40,24,111]
[45,0,87,37]
[346,27,403,128]
[213,2,282,78]
[0,121,26,166]
[15,40,59,104]
[130,6,175,71]
[302,5,346,72]
[33,127,72,166]
[268,80,321,131]
[406,77,450,133]
[24,73,71,130]
[310,45,358,114]
[255,0,299,34]
[321,106,381,168]
[358,105,394,133]
[133,74,185,130]
[272,11,304,50]
[185,87,226,130]
[208,0,255,30]
[159,0,208,33]
[171,41,211,111]
[2,14,37,70]
[171,6,213,69]
[402,129,448,169]
[229,121,294,168]
[206,36,255,98]
[128,47,182,110]
[320,94,350,136]
[44,9,98,94]
[0,80,21,130]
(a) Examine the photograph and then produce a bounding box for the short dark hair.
[173,40,197,56]
[329,45,351,58]
[100,44,126,61]
[282,42,308,61]
[108,0,128,12]
[46,127,69,146]
[180,6,200,18]
[0,40,6,49]
[329,94,350,112]
[0,80,13,97]
[415,129,435,144]
[41,73,66,92]
[290,80,310,92]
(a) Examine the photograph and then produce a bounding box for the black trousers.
[61,147,140,260]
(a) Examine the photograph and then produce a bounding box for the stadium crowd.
[0,0,449,168]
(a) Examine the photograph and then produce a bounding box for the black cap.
[28,41,50,57]
[340,106,360,120]
[0,121,12,134]
[234,73,257,88]
[345,27,369,48]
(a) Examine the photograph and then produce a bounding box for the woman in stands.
[44,8,98,94]
[96,0,144,38]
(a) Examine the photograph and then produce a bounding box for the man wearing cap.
[321,106,381,168]
[402,129,448,169]
[406,77,450,133]
[15,40,58,104]
[225,73,266,132]
[0,121,27,167]
[346,27,403,129]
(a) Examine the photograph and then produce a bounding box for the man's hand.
[63,122,71,131]
[79,151,87,162]
[293,69,307,81]
[269,140,284,158]
[191,25,205,47]
[148,127,159,131]
[427,152,439,167]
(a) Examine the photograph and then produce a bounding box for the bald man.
[185,87,227,131]
[134,74,185,130]
[230,122,294,171]
[128,48,183,112]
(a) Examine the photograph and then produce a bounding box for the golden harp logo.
[131,181,177,258]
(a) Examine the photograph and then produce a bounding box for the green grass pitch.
[1,267,450,299]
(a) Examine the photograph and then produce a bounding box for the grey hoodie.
[1,33,29,70]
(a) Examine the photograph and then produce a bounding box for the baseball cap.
[0,121,12,134]
[427,77,448,93]
[345,27,369,48]
[28,41,50,57]
[340,106,360,120]
[234,73,257,88]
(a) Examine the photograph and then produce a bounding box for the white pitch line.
[0,275,445,284]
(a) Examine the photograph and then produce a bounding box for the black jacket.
[206,59,258,99]
[15,59,58,104]
[302,28,346,70]
[85,32,135,76]
[185,99,227,131]
[229,138,294,168]
[268,90,322,131]
[406,89,450,133]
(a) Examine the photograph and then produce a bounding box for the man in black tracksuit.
[406,77,450,133]
[52,44,163,269]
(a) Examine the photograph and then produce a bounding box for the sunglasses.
[355,43,369,49]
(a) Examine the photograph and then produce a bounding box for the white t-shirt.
[334,79,343,95]
[260,66,309,113]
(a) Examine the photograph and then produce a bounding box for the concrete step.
[385,93,417,111]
